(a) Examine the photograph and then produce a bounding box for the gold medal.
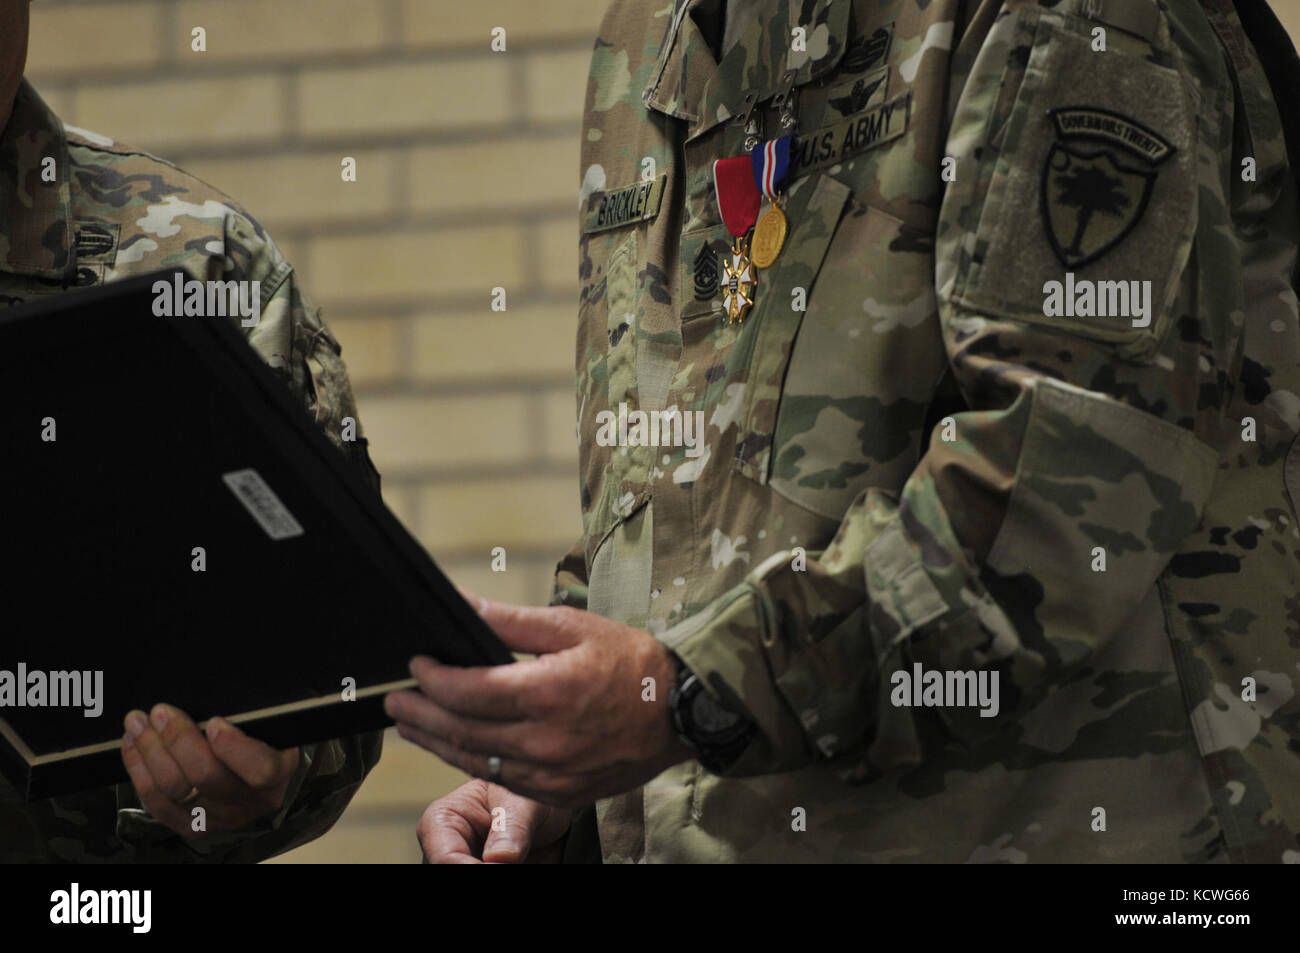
[750,201,788,270]
[722,236,757,324]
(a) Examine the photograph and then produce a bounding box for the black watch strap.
[668,654,757,773]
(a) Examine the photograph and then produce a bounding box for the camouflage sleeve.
[111,216,384,860]
[659,0,1242,779]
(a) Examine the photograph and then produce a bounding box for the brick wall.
[24,0,1300,863]
[24,0,606,863]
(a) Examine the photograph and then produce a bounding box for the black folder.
[0,270,513,800]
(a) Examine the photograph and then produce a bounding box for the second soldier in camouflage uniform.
[0,0,382,863]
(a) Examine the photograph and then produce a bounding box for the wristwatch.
[668,654,757,774]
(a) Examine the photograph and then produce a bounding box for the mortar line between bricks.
[321,293,577,314]
[525,381,548,463]
[289,294,577,320]
[508,39,530,127]
[281,64,301,144]
[383,0,405,51]
[158,0,177,67]
[267,204,576,238]
[395,306,416,383]
[391,141,413,226]
[354,375,573,395]
[377,462,575,484]
[308,301,577,325]
[153,122,580,163]
[24,39,594,84]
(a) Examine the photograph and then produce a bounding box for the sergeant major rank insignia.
[693,241,719,301]
[1042,107,1175,269]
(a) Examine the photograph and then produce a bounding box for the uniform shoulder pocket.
[950,6,1202,363]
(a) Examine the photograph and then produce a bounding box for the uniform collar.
[642,0,850,143]
[0,81,75,281]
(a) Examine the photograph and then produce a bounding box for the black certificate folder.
[0,270,512,800]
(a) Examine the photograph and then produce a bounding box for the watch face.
[691,691,742,733]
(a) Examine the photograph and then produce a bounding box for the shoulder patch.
[1041,107,1176,269]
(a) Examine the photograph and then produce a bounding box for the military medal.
[713,155,761,324]
[749,135,794,269]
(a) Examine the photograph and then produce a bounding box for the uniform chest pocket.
[950,7,1202,363]
[770,202,947,519]
[731,173,853,484]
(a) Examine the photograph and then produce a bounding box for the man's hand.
[121,703,299,839]
[418,780,571,864]
[384,596,696,808]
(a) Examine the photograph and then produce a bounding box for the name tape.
[584,174,668,234]
[789,92,911,180]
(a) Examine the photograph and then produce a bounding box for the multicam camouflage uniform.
[0,81,382,862]
[556,0,1300,861]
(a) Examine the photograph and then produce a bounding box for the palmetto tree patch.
[1041,107,1175,269]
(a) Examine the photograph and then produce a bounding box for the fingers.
[121,730,191,833]
[481,788,537,863]
[120,705,297,840]
[471,597,587,656]
[385,688,541,760]
[402,656,536,720]
[123,707,195,803]
[417,781,493,864]
[396,723,525,794]
[147,704,243,797]
[415,780,557,865]
[393,721,598,809]
[206,717,298,799]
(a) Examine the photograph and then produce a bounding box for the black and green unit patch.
[1042,107,1175,269]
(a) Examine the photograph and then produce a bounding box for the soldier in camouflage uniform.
[396,0,1300,863]
[0,1,382,862]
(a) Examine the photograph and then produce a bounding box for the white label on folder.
[221,469,304,540]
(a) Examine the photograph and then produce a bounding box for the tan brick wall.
[24,0,606,863]
[24,0,1300,864]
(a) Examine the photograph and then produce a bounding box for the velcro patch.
[1082,0,1160,43]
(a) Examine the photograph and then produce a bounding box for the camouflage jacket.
[556,0,1300,862]
[0,81,383,862]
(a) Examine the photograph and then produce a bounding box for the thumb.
[481,796,535,863]
[461,589,585,655]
